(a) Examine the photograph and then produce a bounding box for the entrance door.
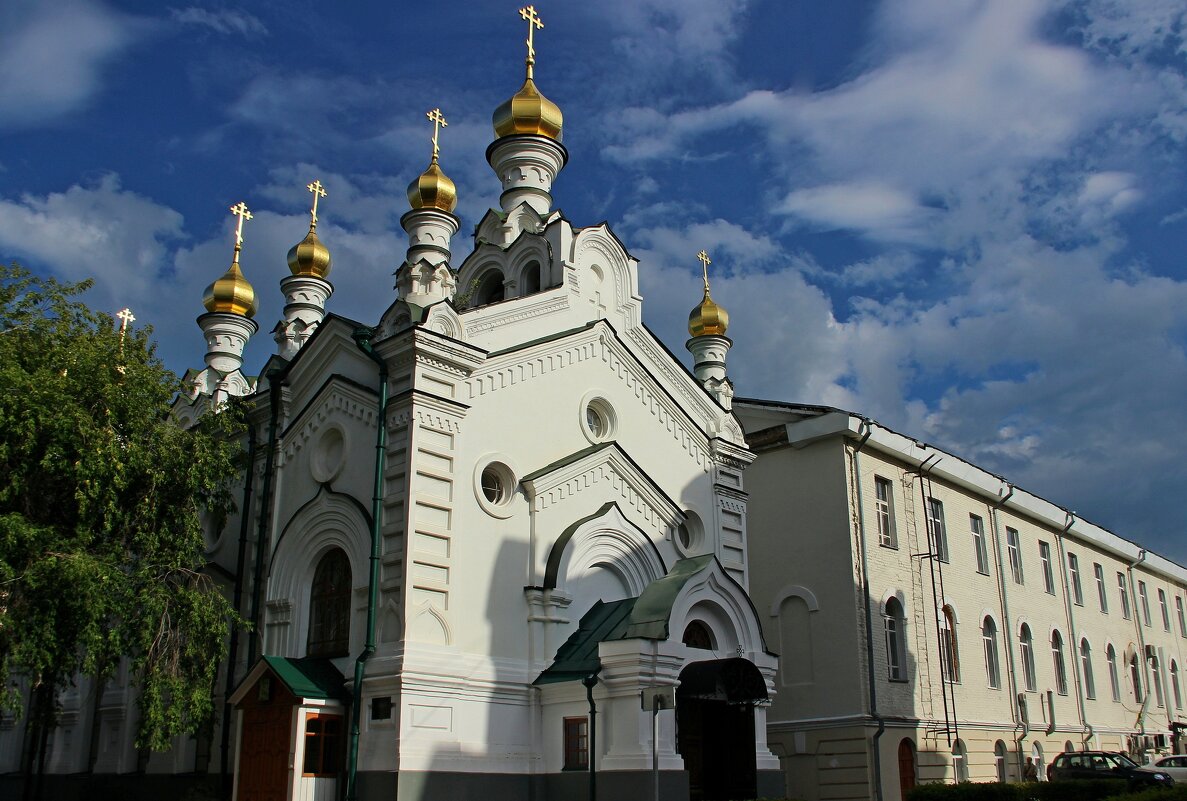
[898,739,916,800]
[237,696,293,801]
[676,658,766,801]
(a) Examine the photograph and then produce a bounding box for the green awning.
[622,555,715,640]
[260,655,348,701]
[534,598,637,685]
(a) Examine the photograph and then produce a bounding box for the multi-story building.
[737,400,1187,801]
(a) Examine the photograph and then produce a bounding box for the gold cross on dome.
[426,108,448,162]
[520,5,543,76]
[697,249,712,289]
[306,180,327,227]
[117,307,135,332]
[229,201,252,252]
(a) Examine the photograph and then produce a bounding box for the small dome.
[492,77,563,141]
[203,260,258,318]
[688,287,729,337]
[287,227,332,278]
[407,159,458,213]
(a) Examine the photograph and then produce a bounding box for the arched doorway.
[676,658,767,800]
[898,738,917,799]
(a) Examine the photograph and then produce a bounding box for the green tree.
[0,263,243,788]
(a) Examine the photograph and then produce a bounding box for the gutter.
[1129,549,1150,735]
[347,327,388,801]
[1055,513,1094,748]
[247,371,283,666]
[849,418,885,801]
[221,420,256,797]
[988,483,1027,778]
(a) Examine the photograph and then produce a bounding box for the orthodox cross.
[697,249,712,291]
[230,201,252,257]
[520,5,543,78]
[426,108,448,162]
[306,180,327,228]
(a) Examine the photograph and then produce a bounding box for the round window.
[675,510,705,556]
[481,466,506,504]
[579,393,617,444]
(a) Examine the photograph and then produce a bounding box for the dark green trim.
[258,655,348,701]
[541,499,668,591]
[624,555,715,640]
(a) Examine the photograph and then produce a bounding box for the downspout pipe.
[348,327,388,801]
[850,418,885,801]
[989,483,1026,778]
[1055,513,1094,748]
[221,421,257,797]
[582,675,599,801]
[1129,549,1150,736]
[247,370,283,666]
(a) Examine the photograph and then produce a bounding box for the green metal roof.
[534,598,637,685]
[623,555,715,640]
[261,655,348,701]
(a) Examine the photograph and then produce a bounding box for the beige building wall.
[737,401,1187,801]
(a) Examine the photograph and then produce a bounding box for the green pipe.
[348,327,387,801]
[247,370,283,666]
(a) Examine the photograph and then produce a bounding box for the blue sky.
[3,1,1187,564]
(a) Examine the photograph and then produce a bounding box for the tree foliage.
[0,262,243,751]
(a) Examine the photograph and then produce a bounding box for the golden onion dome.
[287,226,332,278]
[492,77,563,141]
[203,260,258,318]
[407,158,458,213]
[688,287,729,337]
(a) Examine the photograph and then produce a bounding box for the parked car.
[1151,755,1187,783]
[1047,750,1174,789]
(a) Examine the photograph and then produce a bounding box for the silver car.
[1152,755,1187,783]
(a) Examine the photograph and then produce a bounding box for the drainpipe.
[988,483,1026,778]
[583,675,599,801]
[347,327,388,801]
[221,421,257,797]
[849,418,885,801]
[1129,549,1150,735]
[1054,514,1094,748]
[247,370,283,666]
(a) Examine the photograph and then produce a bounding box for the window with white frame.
[563,717,589,770]
[939,605,959,683]
[1118,573,1131,619]
[1172,661,1183,710]
[1068,552,1083,605]
[1149,646,1165,708]
[953,740,968,783]
[1139,581,1151,626]
[994,741,1008,783]
[1094,563,1107,613]
[1039,541,1054,594]
[1020,624,1037,692]
[874,476,896,548]
[928,498,949,563]
[1159,589,1170,631]
[1006,527,1023,584]
[1130,652,1144,703]
[885,597,907,682]
[982,616,1000,689]
[971,515,989,575]
[1178,596,1187,638]
[1080,638,1095,700]
[1106,644,1120,701]
[1051,631,1068,695]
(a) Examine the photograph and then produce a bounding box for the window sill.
[562,766,590,772]
[879,542,899,550]
[976,570,990,576]
[888,677,909,684]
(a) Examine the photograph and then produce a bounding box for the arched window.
[682,620,715,651]
[952,739,968,783]
[1106,644,1120,701]
[1020,624,1037,692]
[472,270,505,307]
[1051,630,1068,695]
[1172,661,1182,710]
[1080,638,1095,700]
[939,606,959,683]
[982,616,1000,688]
[1148,646,1165,708]
[520,261,541,295]
[308,549,351,658]
[1064,740,1075,754]
[1032,742,1045,782]
[1130,652,1144,703]
[898,738,917,797]
[994,740,1008,782]
[884,598,907,681]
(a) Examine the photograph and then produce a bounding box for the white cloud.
[170,7,267,38]
[0,0,147,129]
[778,183,936,243]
